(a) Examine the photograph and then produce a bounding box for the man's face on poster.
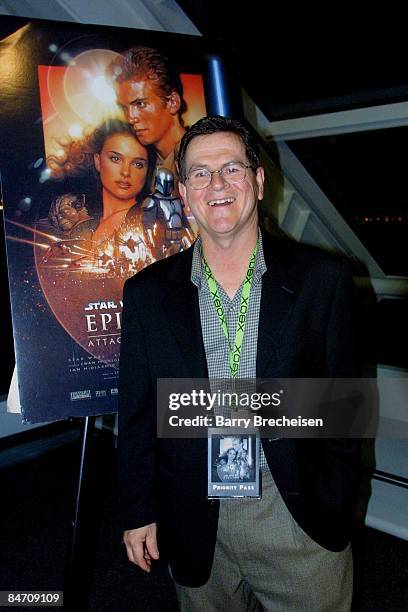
[115,75,180,151]
[232,438,244,453]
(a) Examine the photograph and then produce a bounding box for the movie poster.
[0,18,216,423]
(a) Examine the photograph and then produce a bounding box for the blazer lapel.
[163,249,208,379]
[257,233,298,377]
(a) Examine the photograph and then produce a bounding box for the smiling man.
[118,115,361,611]
[177,123,264,299]
[107,46,186,179]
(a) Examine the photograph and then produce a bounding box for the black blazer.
[118,231,362,587]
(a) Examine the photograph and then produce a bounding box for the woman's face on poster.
[93,132,149,203]
[227,448,236,461]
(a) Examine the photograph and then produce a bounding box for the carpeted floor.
[0,427,406,611]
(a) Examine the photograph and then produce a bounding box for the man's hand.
[123,523,159,573]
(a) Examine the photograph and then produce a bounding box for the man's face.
[115,75,176,148]
[178,132,264,241]
[232,438,243,452]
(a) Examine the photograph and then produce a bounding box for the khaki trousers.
[174,469,352,612]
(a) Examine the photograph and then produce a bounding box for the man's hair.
[177,115,260,180]
[107,46,187,124]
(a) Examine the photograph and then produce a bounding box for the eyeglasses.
[185,162,254,190]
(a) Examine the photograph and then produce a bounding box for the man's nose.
[210,170,227,190]
[127,105,140,123]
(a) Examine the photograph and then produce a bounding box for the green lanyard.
[201,242,258,381]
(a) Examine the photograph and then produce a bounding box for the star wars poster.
[0,17,216,423]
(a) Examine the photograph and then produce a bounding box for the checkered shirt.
[191,229,269,471]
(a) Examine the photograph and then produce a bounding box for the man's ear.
[167,91,181,116]
[93,153,101,172]
[255,166,265,201]
[178,179,187,204]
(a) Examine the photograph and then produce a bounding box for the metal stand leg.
[63,416,97,611]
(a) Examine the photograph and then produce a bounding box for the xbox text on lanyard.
[201,242,258,405]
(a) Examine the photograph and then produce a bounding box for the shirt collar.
[191,235,203,289]
[190,227,267,290]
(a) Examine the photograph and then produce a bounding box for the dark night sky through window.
[288,127,408,276]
